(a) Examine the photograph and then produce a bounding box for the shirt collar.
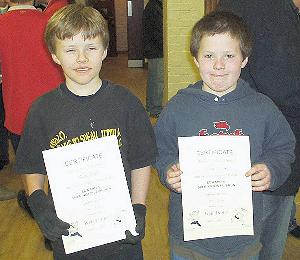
[8,5,36,12]
[0,4,8,14]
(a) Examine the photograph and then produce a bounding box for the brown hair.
[45,4,109,54]
[190,11,252,60]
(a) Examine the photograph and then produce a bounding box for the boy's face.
[194,33,248,97]
[51,33,107,94]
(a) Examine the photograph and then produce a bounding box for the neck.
[66,79,102,97]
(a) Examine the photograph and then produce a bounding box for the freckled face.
[51,33,107,94]
[194,33,248,97]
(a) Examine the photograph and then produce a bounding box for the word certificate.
[178,136,253,241]
[42,136,136,254]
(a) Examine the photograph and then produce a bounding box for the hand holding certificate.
[42,136,136,254]
[179,136,253,241]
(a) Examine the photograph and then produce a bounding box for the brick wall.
[164,0,204,101]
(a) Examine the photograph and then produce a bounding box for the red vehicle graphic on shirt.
[214,120,230,131]
[198,120,244,136]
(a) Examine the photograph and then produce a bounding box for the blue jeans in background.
[146,58,164,116]
[259,194,294,260]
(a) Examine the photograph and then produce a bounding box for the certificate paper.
[178,136,253,241]
[42,136,136,254]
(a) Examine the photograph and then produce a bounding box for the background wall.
[164,0,204,100]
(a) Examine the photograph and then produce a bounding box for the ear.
[241,57,248,68]
[101,48,108,61]
[51,53,61,65]
[193,57,200,68]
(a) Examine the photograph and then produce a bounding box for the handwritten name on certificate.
[178,136,253,241]
[42,136,136,254]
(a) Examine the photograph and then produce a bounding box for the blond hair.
[45,4,109,54]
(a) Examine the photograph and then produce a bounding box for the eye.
[225,54,234,58]
[204,54,213,58]
[65,49,75,53]
[88,46,98,51]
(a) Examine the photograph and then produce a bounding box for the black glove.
[27,189,70,241]
[122,204,146,244]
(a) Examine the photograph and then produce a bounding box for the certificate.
[178,136,253,241]
[42,136,136,254]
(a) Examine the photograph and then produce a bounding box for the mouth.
[75,67,91,73]
[212,74,226,77]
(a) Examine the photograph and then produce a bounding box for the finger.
[168,169,182,178]
[170,181,181,190]
[251,178,271,191]
[254,176,270,186]
[252,183,270,192]
[171,164,179,171]
[167,175,181,185]
[245,164,265,177]
[250,171,267,181]
[171,163,181,172]
[175,187,182,193]
[251,178,266,187]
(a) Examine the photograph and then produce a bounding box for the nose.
[213,57,225,70]
[76,50,88,63]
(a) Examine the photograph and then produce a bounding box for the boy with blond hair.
[15,4,157,259]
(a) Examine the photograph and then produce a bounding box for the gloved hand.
[27,189,70,241]
[122,204,146,244]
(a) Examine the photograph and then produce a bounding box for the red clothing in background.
[0,0,67,134]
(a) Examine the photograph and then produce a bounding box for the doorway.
[86,0,118,57]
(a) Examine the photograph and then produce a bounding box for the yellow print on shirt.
[49,128,122,149]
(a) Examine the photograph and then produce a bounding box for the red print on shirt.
[199,120,244,136]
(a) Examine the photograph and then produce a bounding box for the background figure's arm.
[260,111,296,191]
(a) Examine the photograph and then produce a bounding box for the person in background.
[15,4,157,259]
[217,1,300,259]
[142,0,164,118]
[0,0,68,250]
[154,11,295,260]
[0,0,16,201]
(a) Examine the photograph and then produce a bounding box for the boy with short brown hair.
[154,11,295,259]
